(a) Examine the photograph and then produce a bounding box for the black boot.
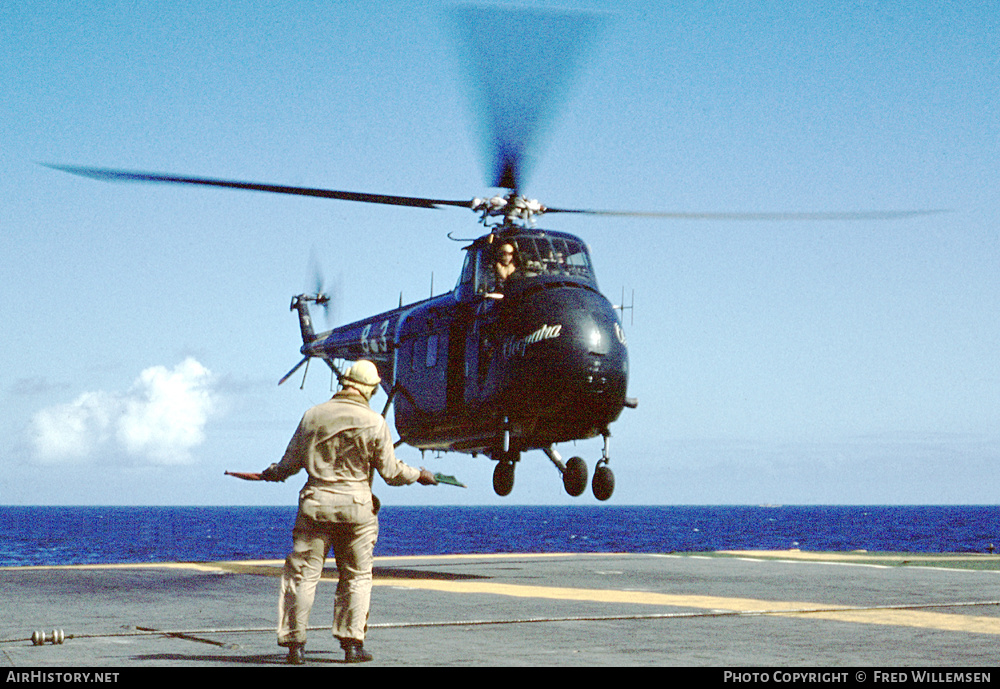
[286,643,305,665]
[342,639,373,663]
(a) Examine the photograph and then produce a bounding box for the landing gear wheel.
[493,460,515,496]
[592,464,615,501]
[563,456,588,497]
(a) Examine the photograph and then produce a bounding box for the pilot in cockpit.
[493,242,518,282]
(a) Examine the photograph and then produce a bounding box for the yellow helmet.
[343,360,381,391]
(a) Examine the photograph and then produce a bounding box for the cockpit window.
[459,249,477,287]
[459,234,597,294]
[511,236,595,281]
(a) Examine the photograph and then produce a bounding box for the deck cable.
[5,599,1000,646]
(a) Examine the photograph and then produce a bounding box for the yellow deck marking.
[1,560,286,573]
[375,578,1000,635]
[6,554,998,635]
[721,550,1000,567]
[0,553,579,573]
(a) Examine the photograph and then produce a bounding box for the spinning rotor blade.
[43,9,943,229]
[45,163,943,224]
[543,207,948,221]
[447,6,608,193]
[308,249,330,320]
[306,248,342,327]
[43,164,473,211]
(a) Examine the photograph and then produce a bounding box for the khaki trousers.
[277,511,379,645]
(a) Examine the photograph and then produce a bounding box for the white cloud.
[28,358,219,466]
[29,390,116,462]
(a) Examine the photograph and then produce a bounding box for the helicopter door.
[396,324,447,415]
[446,314,467,412]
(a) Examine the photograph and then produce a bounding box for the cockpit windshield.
[458,233,598,295]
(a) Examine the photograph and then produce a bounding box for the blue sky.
[2,1,997,506]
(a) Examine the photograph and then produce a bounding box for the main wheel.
[563,457,588,497]
[493,460,515,496]
[592,465,615,501]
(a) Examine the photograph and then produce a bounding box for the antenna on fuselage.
[615,287,635,326]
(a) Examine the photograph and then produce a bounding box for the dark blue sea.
[2,505,999,567]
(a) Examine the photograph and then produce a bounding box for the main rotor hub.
[471,193,547,227]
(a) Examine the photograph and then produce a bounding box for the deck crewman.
[260,359,437,664]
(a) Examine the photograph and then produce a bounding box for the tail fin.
[290,295,316,344]
[291,291,331,344]
[280,294,333,387]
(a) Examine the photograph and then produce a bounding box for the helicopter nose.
[584,321,608,354]
[579,318,627,393]
[512,286,629,415]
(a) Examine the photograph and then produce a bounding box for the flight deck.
[3,551,999,668]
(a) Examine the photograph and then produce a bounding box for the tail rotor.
[280,252,341,387]
[308,248,339,327]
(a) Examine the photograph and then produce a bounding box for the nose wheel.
[592,459,615,501]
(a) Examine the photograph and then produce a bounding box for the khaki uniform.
[265,389,420,646]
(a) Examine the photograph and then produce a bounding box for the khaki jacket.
[266,389,420,523]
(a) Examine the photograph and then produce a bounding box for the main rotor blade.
[543,207,948,221]
[447,6,608,193]
[43,164,473,211]
[45,164,945,223]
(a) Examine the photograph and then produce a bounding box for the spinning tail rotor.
[280,256,341,388]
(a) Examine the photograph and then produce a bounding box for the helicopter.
[281,196,638,501]
[46,163,930,502]
[44,7,939,501]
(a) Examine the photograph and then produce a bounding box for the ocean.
[2,505,999,568]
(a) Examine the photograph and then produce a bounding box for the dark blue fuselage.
[384,229,629,455]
